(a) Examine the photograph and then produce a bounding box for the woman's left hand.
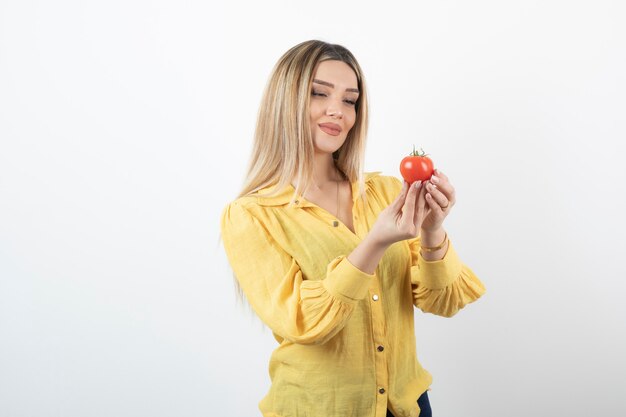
[420,169,456,233]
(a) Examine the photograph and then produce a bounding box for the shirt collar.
[254,171,382,207]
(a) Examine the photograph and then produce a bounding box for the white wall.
[1,1,625,416]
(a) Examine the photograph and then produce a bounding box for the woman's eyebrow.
[313,79,359,93]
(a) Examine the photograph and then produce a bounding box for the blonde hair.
[237,39,370,205]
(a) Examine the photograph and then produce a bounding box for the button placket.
[369,278,389,416]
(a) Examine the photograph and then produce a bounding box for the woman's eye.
[312,90,356,106]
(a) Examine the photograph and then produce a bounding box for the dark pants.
[386,390,432,417]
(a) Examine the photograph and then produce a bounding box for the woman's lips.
[319,124,341,136]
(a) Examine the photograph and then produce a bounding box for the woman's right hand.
[368,180,429,247]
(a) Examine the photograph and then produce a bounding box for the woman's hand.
[368,179,429,247]
[421,169,456,233]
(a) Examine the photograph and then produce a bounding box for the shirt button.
[372,294,379,301]
[377,345,384,352]
[379,388,385,394]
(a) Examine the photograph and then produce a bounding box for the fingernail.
[414,181,421,189]
[430,175,439,184]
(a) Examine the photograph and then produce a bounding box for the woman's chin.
[313,141,343,155]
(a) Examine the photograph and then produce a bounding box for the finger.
[433,168,449,182]
[425,182,450,210]
[401,181,421,226]
[430,174,456,205]
[390,180,409,210]
[425,192,442,212]
[425,192,445,214]
[413,182,427,226]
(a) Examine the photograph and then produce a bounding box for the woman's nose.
[326,107,343,118]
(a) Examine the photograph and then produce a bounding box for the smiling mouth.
[319,125,341,136]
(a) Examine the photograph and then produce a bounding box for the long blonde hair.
[237,39,370,204]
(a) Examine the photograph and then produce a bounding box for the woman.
[220,40,486,417]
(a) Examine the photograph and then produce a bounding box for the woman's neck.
[310,154,344,189]
[291,154,345,192]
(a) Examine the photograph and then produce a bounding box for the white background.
[1,1,625,416]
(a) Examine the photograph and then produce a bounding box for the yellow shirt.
[220,172,486,417]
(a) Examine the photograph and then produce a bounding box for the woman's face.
[309,60,359,156]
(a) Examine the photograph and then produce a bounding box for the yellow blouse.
[220,172,486,417]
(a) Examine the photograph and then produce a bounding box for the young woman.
[220,39,486,417]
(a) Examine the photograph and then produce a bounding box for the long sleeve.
[220,200,376,345]
[408,237,486,317]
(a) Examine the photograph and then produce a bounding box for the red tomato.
[399,146,434,183]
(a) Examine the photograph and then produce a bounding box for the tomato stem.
[410,145,429,157]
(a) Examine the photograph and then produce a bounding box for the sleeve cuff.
[323,255,376,303]
[416,240,463,290]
